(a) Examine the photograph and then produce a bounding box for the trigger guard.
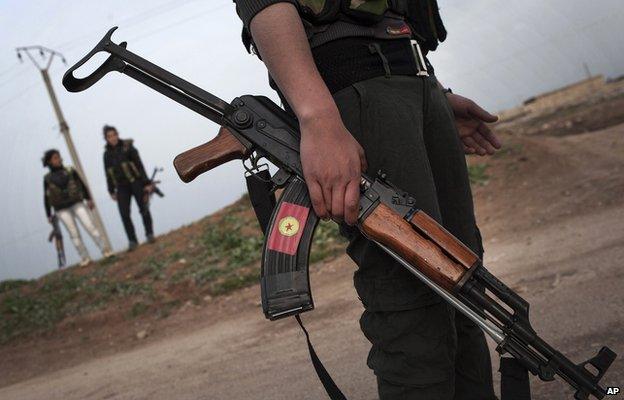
[260,176,319,320]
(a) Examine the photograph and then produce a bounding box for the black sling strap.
[245,169,275,235]
[296,315,347,400]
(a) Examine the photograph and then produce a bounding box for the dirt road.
[1,125,623,399]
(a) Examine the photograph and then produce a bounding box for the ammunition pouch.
[45,168,84,207]
[107,139,143,186]
[297,0,341,24]
[297,0,388,25]
[121,161,140,183]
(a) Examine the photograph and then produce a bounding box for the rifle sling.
[245,169,276,235]
[296,315,347,400]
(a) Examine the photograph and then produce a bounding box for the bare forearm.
[248,3,367,224]
[249,3,339,123]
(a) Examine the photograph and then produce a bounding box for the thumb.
[468,102,498,123]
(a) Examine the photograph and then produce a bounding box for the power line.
[0,80,40,110]
[0,1,231,105]
[53,0,204,53]
[0,0,229,91]
[0,64,19,78]
[0,68,31,89]
[126,3,229,43]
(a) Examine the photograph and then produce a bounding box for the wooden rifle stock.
[173,127,249,183]
[361,204,477,291]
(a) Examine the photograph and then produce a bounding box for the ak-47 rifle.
[148,167,164,198]
[62,28,616,399]
[144,166,164,205]
[48,214,66,268]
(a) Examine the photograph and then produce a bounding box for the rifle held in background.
[48,214,66,268]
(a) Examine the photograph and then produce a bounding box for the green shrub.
[468,163,489,185]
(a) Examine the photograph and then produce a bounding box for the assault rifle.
[144,166,165,204]
[48,214,66,268]
[63,28,616,399]
[149,167,164,198]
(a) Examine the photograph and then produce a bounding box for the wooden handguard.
[174,127,249,183]
[409,210,479,270]
[361,204,476,291]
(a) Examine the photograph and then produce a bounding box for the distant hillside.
[0,194,345,344]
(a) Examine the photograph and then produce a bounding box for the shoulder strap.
[296,315,347,400]
[245,169,275,235]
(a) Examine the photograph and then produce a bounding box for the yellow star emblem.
[278,216,300,237]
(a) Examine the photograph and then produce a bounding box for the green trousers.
[333,75,496,400]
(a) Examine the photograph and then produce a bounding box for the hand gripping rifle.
[48,214,66,268]
[63,28,616,399]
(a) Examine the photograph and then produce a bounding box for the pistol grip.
[173,127,249,183]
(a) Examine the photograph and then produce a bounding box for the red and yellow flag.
[267,202,310,256]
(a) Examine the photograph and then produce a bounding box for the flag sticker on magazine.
[267,202,310,256]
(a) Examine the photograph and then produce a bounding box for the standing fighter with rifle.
[62,18,617,400]
[103,125,157,249]
[232,2,500,399]
[43,149,112,266]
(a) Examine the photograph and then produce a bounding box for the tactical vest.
[298,0,394,25]
[106,140,142,186]
[243,0,446,52]
[45,167,84,208]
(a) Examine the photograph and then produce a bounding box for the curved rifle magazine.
[261,177,318,320]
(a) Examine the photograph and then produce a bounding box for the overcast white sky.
[1,0,623,281]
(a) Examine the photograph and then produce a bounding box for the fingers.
[462,136,487,156]
[343,179,361,225]
[312,166,362,225]
[471,126,497,155]
[468,102,498,123]
[307,180,328,219]
[328,177,361,225]
[331,185,346,222]
[322,184,332,219]
[358,146,368,172]
[478,123,502,149]
[462,124,502,156]
[463,145,476,154]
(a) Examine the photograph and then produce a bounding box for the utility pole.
[17,45,113,252]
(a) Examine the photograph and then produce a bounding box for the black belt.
[312,37,431,94]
